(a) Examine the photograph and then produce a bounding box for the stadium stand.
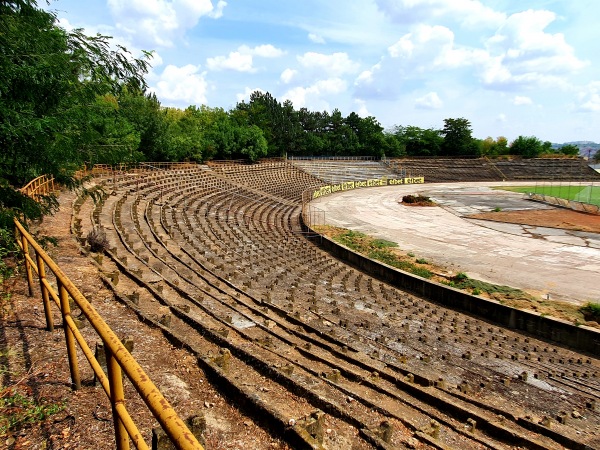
[289,158,397,183]
[67,160,600,449]
[384,157,600,182]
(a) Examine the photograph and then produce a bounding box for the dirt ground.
[468,208,600,233]
[0,190,289,450]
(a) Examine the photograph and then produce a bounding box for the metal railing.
[89,162,199,176]
[19,174,57,200]
[14,218,204,450]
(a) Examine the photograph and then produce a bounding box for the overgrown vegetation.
[443,272,532,299]
[0,229,17,283]
[401,194,434,205]
[0,389,65,436]
[313,226,595,326]
[0,0,151,246]
[87,228,109,253]
[580,302,600,321]
[320,227,433,279]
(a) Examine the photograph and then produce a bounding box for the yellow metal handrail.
[19,174,57,200]
[14,218,204,450]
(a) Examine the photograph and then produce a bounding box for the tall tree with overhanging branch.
[0,0,151,230]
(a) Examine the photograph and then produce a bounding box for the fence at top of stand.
[88,162,199,177]
[13,218,204,450]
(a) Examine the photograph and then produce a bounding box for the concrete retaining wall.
[306,231,600,356]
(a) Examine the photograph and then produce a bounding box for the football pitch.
[499,184,600,207]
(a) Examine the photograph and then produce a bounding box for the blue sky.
[46,0,600,143]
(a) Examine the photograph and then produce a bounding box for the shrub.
[0,390,65,435]
[416,258,429,264]
[372,239,398,249]
[0,228,17,282]
[410,267,433,279]
[402,194,432,204]
[580,303,600,321]
[87,228,109,253]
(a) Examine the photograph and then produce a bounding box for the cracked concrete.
[312,182,600,304]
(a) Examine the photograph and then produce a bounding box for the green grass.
[580,302,600,321]
[331,230,433,279]
[0,391,65,435]
[497,184,600,206]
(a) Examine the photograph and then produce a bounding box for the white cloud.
[578,96,600,112]
[210,0,227,19]
[150,64,208,105]
[150,52,164,67]
[107,0,225,48]
[240,44,286,58]
[207,44,285,72]
[496,113,507,123]
[375,0,505,28]
[297,52,360,77]
[282,78,347,109]
[207,52,254,72]
[354,99,370,117]
[388,25,486,71]
[513,96,532,106]
[355,63,381,86]
[57,17,76,31]
[482,9,589,89]
[415,92,443,109]
[374,8,589,96]
[280,69,297,84]
[576,82,600,112]
[308,33,326,44]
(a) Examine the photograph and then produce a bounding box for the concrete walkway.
[311,182,600,304]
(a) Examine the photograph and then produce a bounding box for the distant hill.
[552,141,600,159]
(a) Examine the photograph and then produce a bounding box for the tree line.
[43,88,584,166]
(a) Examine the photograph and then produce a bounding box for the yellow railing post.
[14,197,204,450]
[106,345,130,450]
[20,232,35,297]
[36,254,55,332]
[58,280,81,390]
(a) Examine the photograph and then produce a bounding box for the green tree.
[324,109,358,155]
[392,126,442,156]
[119,89,172,161]
[441,118,478,156]
[541,141,553,155]
[480,136,509,157]
[163,107,206,162]
[202,107,237,160]
[557,144,580,156]
[235,91,288,157]
[234,125,268,162]
[0,0,150,228]
[496,136,509,155]
[381,133,406,157]
[80,95,142,165]
[509,136,543,158]
[345,113,387,157]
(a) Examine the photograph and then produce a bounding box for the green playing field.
[499,184,600,207]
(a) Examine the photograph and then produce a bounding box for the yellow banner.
[311,177,425,199]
